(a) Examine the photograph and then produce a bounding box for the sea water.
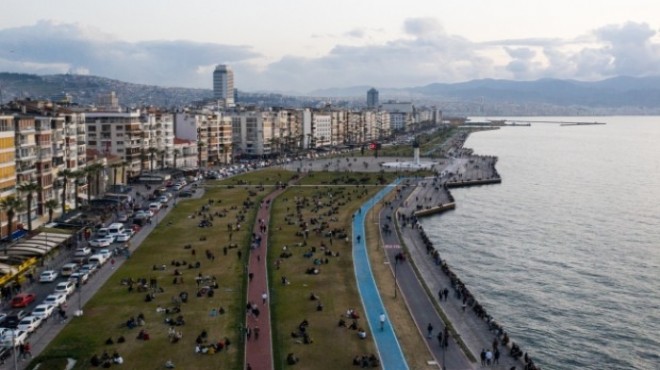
[420,117,660,370]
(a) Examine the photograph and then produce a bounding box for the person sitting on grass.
[357,328,367,339]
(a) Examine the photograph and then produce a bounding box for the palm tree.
[57,169,74,216]
[121,161,130,183]
[139,150,148,174]
[72,169,86,209]
[111,162,123,185]
[172,149,181,169]
[16,181,41,231]
[84,163,103,203]
[148,147,158,171]
[0,196,25,241]
[197,141,205,168]
[45,199,59,223]
[160,149,167,170]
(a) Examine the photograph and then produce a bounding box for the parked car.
[158,195,169,204]
[115,231,132,243]
[69,271,89,285]
[54,281,76,296]
[79,264,97,276]
[97,249,113,259]
[39,270,59,283]
[74,246,92,256]
[179,190,193,198]
[0,312,7,325]
[31,304,55,320]
[43,293,67,307]
[149,203,161,212]
[0,330,28,347]
[17,316,43,334]
[89,236,113,248]
[2,311,28,329]
[11,293,36,308]
[60,263,79,277]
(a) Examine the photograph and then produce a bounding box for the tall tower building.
[213,65,235,107]
[367,88,379,109]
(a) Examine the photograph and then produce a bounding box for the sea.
[419,117,660,370]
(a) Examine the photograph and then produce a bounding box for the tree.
[0,196,25,240]
[140,150,148,174]
[148,147,158,171]
[197,141,205,168]
[85,163,104,203]
[111,162,123,185]
[121,161,130,183]
[45,199,59,223]
[172,149,181,169]
[17,181,41,231]
[160,149,167,170]
[58,169,74,216]
[72,169,86,209]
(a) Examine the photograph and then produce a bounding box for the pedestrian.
[261,291,268,304]
[427,323,433,338]
[437,331,443,347]
[245,325,251,340]
[248,272,254,282]
[111,258,115,269]
[480,348,486,366]
[379,313,386,331]
[254,326,260,340]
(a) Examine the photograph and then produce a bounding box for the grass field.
[29,168,433,370]
[268,171,399,370]
[30,172,291,370]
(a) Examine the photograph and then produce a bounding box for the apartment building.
[85,111,143,176]
[0,115,16,239]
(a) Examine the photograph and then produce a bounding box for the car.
[74,246,92,256]
[79,263,97,276]
[0,330,28,347]
[88,236,113,248]
[0,312,7,325]
[115,232,132,243]
[179,190,193,198]
[158,186,167,193]
[158,195,169,204]
[39,270,59,283]
[43,293,67,307]
[116,213,129,222]
[69,271,89,285]
[31,304,55,320]
[149,203,161,212]
[60,263,79,277]
[96,228,110,237]
[54,281,76,296]
[17,315,43,333]
[173,184,182,191]
[2,311,28,329]
[11,293,36,308]
[97,248,113,259]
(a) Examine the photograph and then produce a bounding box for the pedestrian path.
[244,186,287,370]
[352,179,409,370]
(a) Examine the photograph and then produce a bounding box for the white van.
[107,223,125,240]
[61,263,79,277]
[88,254,109,266]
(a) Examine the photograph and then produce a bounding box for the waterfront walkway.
[352,181,409,370]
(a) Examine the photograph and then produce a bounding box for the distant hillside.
[309,76,660,109]
[0,73,213,107]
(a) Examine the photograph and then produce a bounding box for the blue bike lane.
[352,180,409,370]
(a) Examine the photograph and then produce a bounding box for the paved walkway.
[378,181,473,370]
[244,186,286,370]
[352,180,409,370]
[398,180,524,370]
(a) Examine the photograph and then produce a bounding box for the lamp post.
[12,331,18,370]
[394,256,398,299]
[75,282,83,317]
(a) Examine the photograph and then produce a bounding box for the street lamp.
[394,257,398,299]
[75,283,83,317]
[8,330,18,370]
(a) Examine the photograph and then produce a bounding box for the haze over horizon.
[1,0,660,93]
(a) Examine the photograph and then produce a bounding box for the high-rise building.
[213,65,235,107]
[367,88,379,109]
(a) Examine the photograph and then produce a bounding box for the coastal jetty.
[505,119,606,126]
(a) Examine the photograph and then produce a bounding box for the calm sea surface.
[419,117,660,370]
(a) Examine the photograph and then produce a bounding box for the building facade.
[213,65,235,107]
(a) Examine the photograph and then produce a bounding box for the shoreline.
[395,130,541,369]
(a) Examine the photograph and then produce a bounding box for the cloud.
[2,19,660,93]
[0,20,260,88]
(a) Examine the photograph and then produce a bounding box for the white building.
[213,65,235,107]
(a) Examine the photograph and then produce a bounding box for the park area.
[28,168,434,370]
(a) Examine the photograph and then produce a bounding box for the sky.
[1,0,659,93]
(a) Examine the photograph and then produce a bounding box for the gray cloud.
[2,19,660,93]
[0,20,259,88]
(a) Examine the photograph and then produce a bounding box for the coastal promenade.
[392,161,532,369]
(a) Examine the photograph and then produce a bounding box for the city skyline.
[1,0,659,92]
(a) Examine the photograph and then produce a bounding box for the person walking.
[436,331,443,347]
[262,291,268,304]
[379,313,386,331]
[427,323,434,338]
